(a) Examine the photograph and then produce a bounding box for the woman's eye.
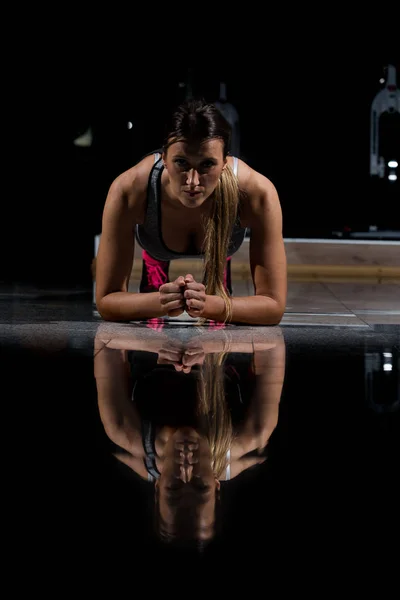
[202,161,214,169]
[175,158,188,167]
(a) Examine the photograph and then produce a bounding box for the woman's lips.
[183,190,202,197]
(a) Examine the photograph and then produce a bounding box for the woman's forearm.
[96,291,165,321]
[97,291,284,325]
[203,294,284,326]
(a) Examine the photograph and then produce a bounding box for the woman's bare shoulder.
[103,154,157,223]
[236,159,276,195]
[235,159,280,224]
[109,154,156,202]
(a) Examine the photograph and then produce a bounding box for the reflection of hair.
[197,352,234,479]
[163,99,240,323]
[154,350,231,547]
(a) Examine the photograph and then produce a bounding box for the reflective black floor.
[2,288,399,581]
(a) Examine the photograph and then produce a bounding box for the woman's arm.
[95,158,171,321]
[203,170,287,325]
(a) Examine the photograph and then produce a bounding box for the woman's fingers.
[159,292,184,306]
[185,298,204,311]
[163,299,186,311]
[184,282,205,293]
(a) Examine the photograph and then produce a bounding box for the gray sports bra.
[135,154,247,262]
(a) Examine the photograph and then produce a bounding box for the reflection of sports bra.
[135,153,248,262]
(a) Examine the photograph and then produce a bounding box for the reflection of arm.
[96,322,281,354]
[112,451,148,478]
[95,326,169,352]
[234,339,286,455]
[94,346,143,454]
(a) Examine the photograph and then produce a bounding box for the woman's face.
[162,139,226,208]
[155,427,220,541]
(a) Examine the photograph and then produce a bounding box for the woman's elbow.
[95,295,115,321]
[261,300,285,326]
[272,306,285,325]
[264,315,284,326]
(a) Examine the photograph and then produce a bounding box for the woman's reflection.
[94,327,286,546]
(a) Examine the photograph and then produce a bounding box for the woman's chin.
[178,191,212,208]
[179,196,204,208]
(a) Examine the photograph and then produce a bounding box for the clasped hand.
[159,274,206,318]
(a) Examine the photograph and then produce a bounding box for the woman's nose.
[186,169,200,187]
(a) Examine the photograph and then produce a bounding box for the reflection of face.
[156,427,220,541]
[163,139,226,208]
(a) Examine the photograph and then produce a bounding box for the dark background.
[2,41,399,289]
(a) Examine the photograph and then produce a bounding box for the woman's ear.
[162,152,167,169]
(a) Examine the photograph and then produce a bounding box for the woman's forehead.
[168,138,224,157]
